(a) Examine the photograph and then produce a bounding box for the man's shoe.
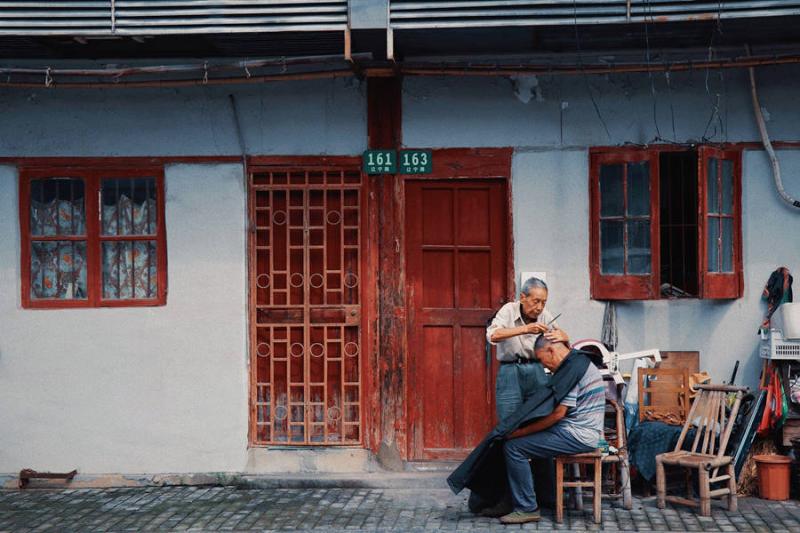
[480,498,513,517]
[499,509,541,524]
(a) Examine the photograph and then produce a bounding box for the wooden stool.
[555,449,602,524]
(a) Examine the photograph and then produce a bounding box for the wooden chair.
[655,384,747,516]
[554,398,632,524]
[602,399,633,511]
[638,366,690,425]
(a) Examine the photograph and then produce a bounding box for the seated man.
[499,335,605,525]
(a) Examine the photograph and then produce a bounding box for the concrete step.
[234,472,451,489]
[404,461,459,473]
[2,471,453,490]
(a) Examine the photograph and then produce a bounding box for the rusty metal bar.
[0,54,368,78]
[19,469,77,489]
[400,53,800,77]
[4,53,800,89]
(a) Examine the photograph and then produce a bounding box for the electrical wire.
[702,3,726,142]
[642,0,664,143]
[665,69,678,142]
[574,0,612,142]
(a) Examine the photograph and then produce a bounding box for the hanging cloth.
[758,363,788,436]
[601,301,618,352]
[762,267,793,328]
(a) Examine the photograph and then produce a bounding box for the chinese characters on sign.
[399,150,432,174]
[362,150,432,175]
[362,150,397,174]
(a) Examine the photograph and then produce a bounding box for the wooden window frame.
[697,146,744,299]
[19,164,167,309]
[589,146,743,301]
[590,149,661,300]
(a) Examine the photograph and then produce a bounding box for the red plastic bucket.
[754,454,792,501]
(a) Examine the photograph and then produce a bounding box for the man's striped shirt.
[558,364,606,447]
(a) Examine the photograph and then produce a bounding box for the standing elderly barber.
[487,277,569,423]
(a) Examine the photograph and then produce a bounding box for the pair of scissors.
[545,313,562,329]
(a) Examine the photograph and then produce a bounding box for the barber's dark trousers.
[495,361,550,423]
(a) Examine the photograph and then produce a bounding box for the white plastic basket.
[775,303,800,340]
[760,329,800,360]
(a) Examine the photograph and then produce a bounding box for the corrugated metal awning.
[0,0,348,35]
[390,0,800,30]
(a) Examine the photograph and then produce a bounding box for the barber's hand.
[523,323,549,335]
[506,429,523,440]
[544,328,569,344]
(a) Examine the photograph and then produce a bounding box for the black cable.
[573,0,612,142]
[665,69,678,143]
[702,4,726,142]
[642,0,663,142]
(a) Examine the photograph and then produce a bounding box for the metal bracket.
[19,469,77,489]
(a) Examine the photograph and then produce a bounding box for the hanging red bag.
[757,364,778,436]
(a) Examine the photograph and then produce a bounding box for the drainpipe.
[747,46,800,209]
[229,94,254,390]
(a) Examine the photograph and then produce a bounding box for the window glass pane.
[721,160,734,215]
[102,178,157,236]
[627,221,651,274]
[102,240,158,299]
[29,178,85,236]
[30,241,87,299]
[707,158,719,214]
[627,161,650,216]
[600,164,624,217]
[600,220,624,274]
[721,218,733,272]
[707,217,720,272]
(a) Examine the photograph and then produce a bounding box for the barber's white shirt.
[486,302,559,362]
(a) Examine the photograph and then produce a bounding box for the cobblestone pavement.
[2,486,800,532]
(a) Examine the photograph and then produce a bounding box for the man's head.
[519,277,548,320]
[534,334,570,371]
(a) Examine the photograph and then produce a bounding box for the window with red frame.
[20,167,167,308]
[589,147,743,301]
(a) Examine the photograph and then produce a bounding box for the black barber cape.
[447,350,592,500]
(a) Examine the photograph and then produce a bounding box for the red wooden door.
[406,179,508,460]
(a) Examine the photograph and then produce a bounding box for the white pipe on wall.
[747,47,800,210]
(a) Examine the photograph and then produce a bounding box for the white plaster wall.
[404,65,800,390]
[0,78,366,474]
[404,67,797,148]
[0,163,250,473]
[0,78,366,156]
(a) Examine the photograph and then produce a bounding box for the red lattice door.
[249,167,363,445]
